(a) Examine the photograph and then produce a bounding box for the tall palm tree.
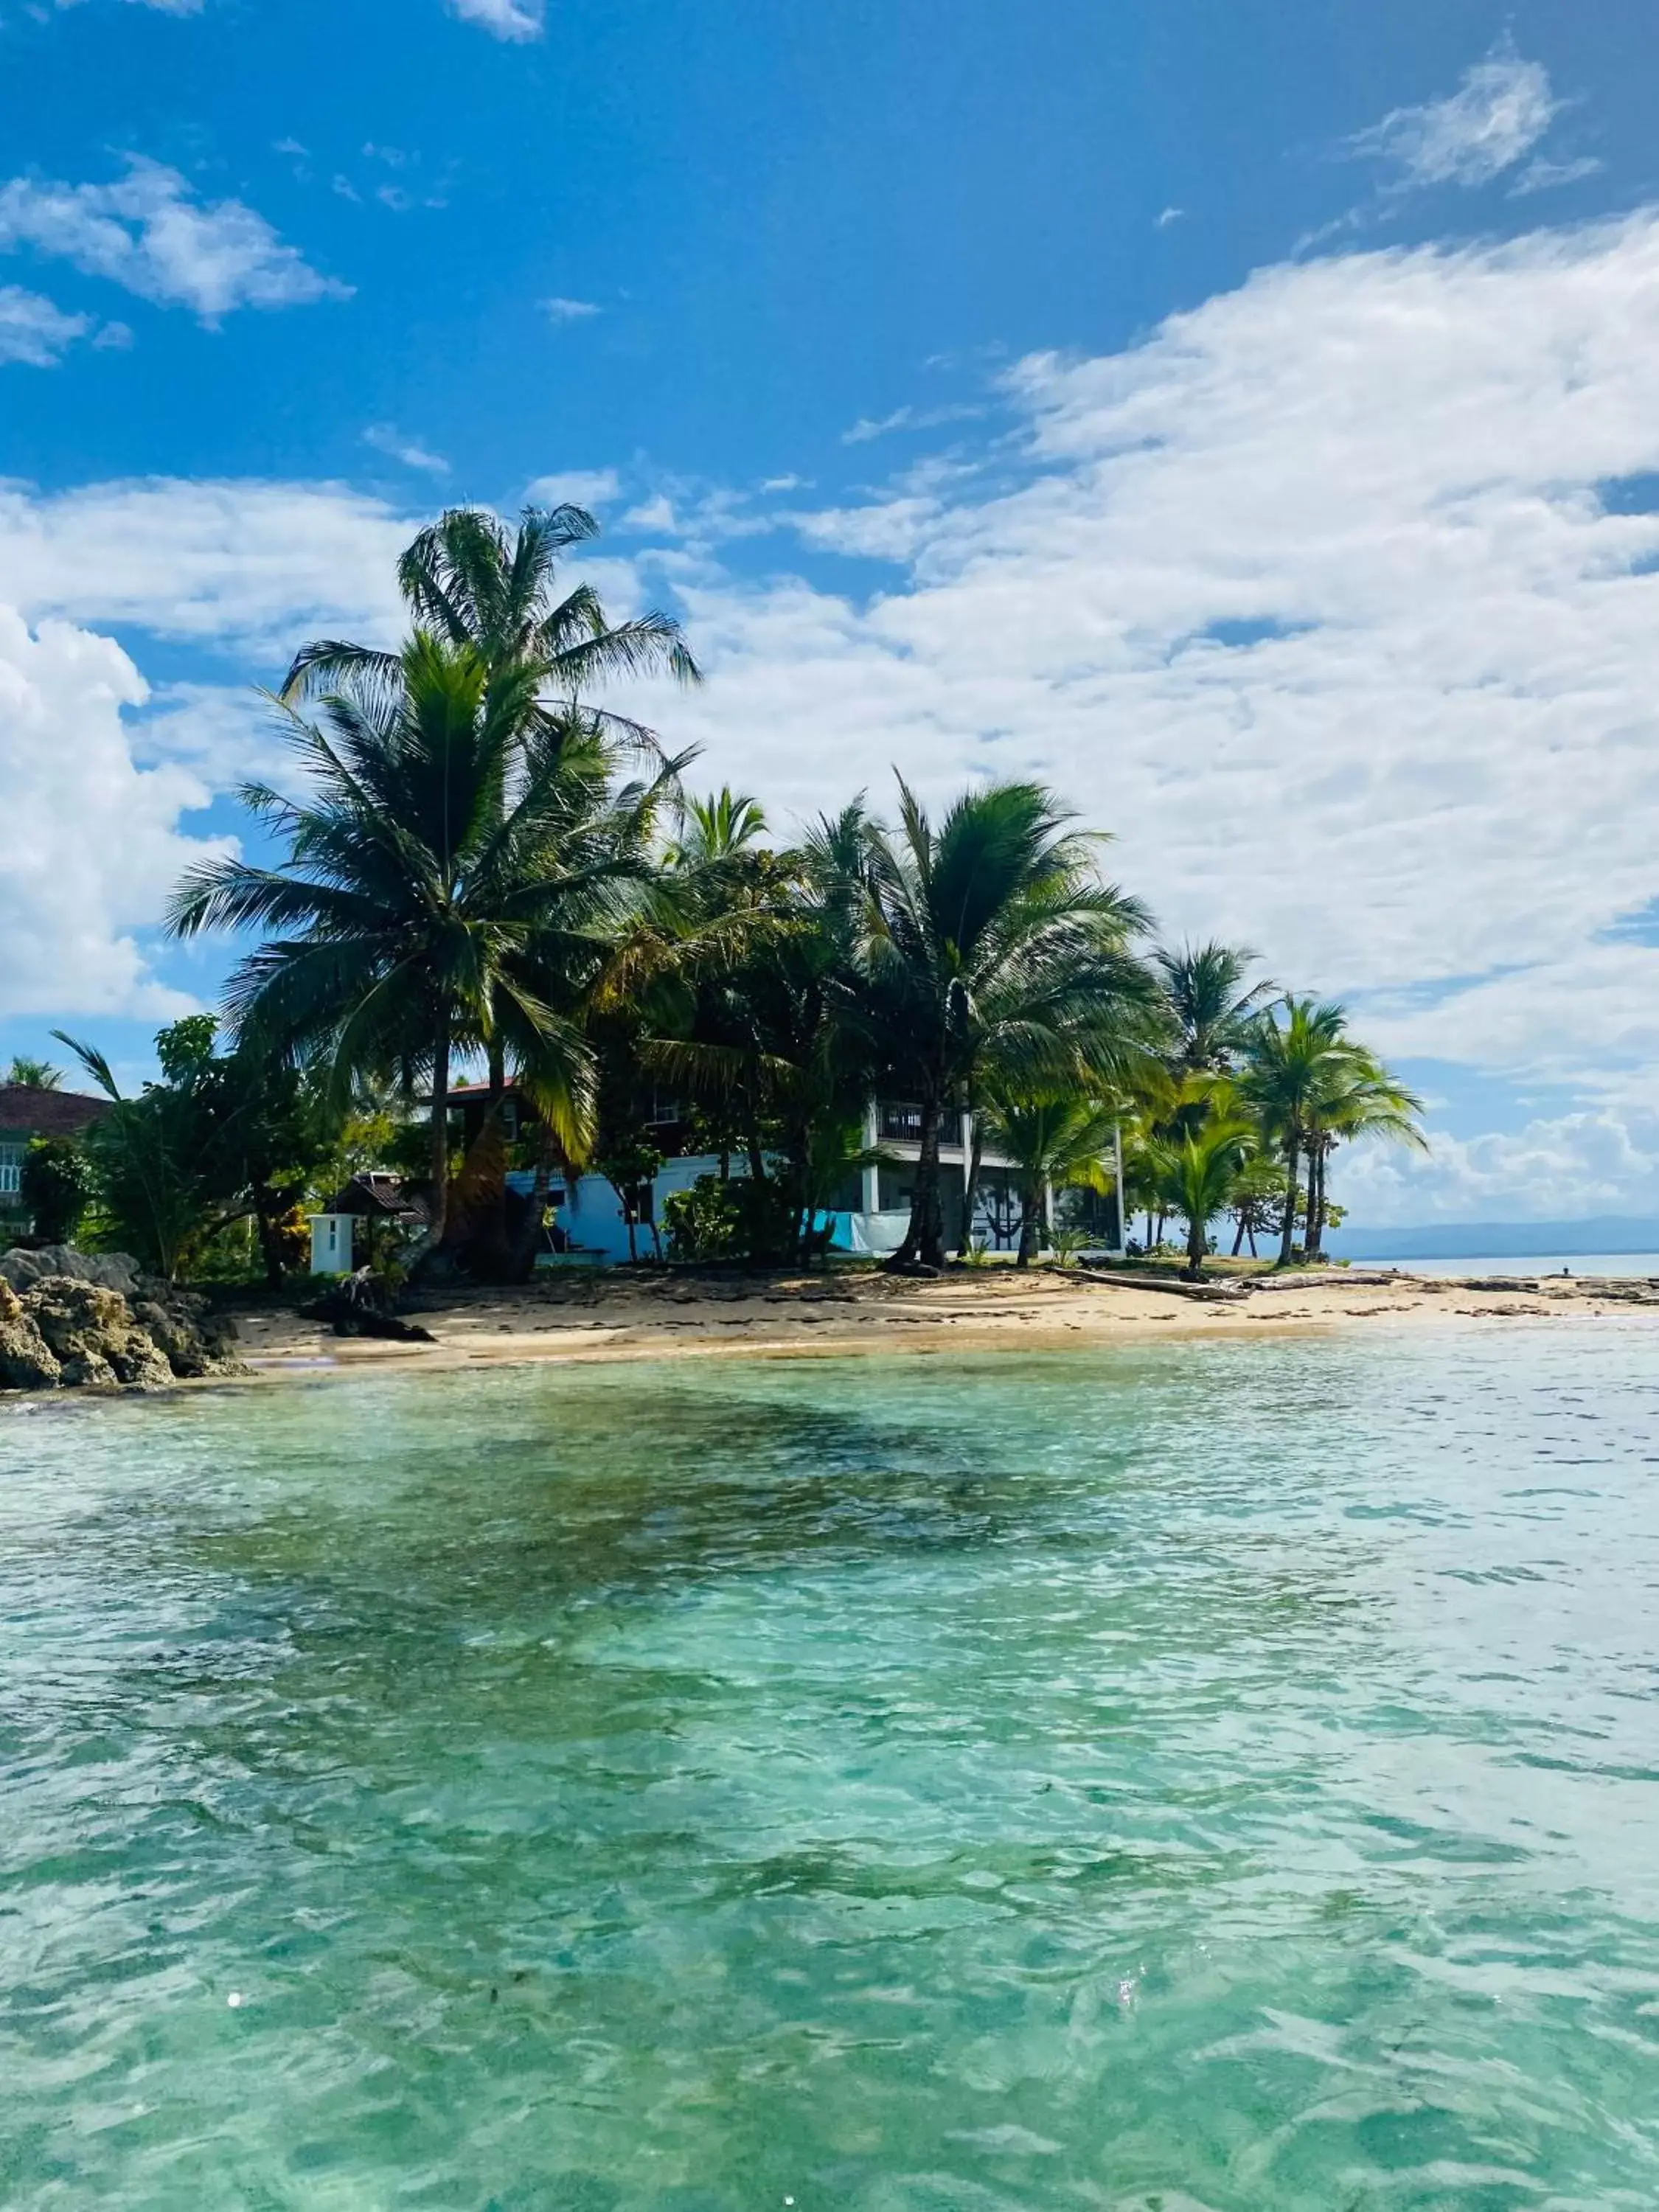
[1153,941,1273,1074]
[1150,1112,1259,1279]
[167,635,670,1253]
[282,507,700,1263]
[982,1090,1119,1265]
[1237,998,1361,1267]
[284,503,700,744]
[1304,1048,1426,1259]
[863,779,1158,1271]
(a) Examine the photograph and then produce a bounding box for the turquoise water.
[3,1330,1658,2211]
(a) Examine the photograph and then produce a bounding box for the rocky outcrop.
[131,1284,243,1379]
[26,1279,176,1390]
[0,1245,139,1298]
[0,1281,63,1391]
[0,1256,245,1393]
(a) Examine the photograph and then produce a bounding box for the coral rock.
[0,1280,63,1391]
[23,1277,175,1392]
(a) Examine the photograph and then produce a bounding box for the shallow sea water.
[2,1326,1658,2211]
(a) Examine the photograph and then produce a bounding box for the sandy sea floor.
[227,1260,1659,1379]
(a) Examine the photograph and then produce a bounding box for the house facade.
[0,1084,109,1234]
[442,1081,1067,1262]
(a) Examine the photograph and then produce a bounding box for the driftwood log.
[299,1268,436,1341]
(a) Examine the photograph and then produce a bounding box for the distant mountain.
[1327,1217,1659,1260]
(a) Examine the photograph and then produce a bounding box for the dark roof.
[0,1085,110,1140]
[324,1172,430,1222]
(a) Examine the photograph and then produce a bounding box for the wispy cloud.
[841,403,984,445]
[362,423,449,476]
[525,469,619,508]
[448,0,543,41]
[1512,155,1603,198]
[1155,206,1184,229]
[1349,41,1557,192]
[0,285,90,366]
[0,159,349,321]
[542,295,601,324]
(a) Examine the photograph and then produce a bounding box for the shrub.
[21,1137,94,1245]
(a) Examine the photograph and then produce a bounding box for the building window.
[0,1143,23,1197]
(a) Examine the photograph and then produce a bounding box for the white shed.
[309,1212,355,1276]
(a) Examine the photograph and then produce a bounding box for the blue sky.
[3,0,1659,1222]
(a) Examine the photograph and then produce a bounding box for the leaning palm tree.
[1236,997,1355,1267]
[1153,941,1274,1075]
[168,635,672,1254]
[982,1090,1119,1266]
[863,779,1160,1271]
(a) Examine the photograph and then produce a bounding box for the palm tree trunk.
[886,1098,945,1270]
[1276,1133,1299,1266]
[1305,1139,1326,1260]
[1186,1211,1206,1278]
[965,1113,984,1254]
[477,1036,511,1271]
[1016,1181,1040,1267]
[254,1186,288,1288]
[507,1122,557,1281]
[1231,1216,1245,1256]
[422,1020,452,1255]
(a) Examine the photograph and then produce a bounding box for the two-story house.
[0,1083,109,1234]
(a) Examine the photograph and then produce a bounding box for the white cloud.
[1156,206,1184,229]
[0,158,349,321]
[620,493,680,535]
[525,468,619,508]
[449,0,542,35]
[363,423,449,476]
[0,479,408,653]
[16,209,1659,1213]
[0,285,89,366]
[630,212,1659,1124]
[1349,43,1557,192]
[0,606,220,1018]
[542,295,601,324]
[1334,1105,1659,1228]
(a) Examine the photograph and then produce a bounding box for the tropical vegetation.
[7,501,1426,1284]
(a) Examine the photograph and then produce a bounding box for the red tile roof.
[0,1085,111,1140]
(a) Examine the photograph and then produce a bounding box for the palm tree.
[4,1055,63,1090]
[282,504,700,1263]
[1150,1112,1259,1278]
[1304,1048,1426,1259]
[167,635,670,1254]
[636,798,881,1259]
[863,779,1158,1270]
[983,1091,1119,1265]
[1153,941,1273,1074]
[284,503,700,742]
[1236,997,1355,1267]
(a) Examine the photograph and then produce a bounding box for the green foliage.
[863,779,1161,1267]
[5,1054,64,1091]
[53,1020,338,1284]
[661,1173,741,1262]
[21,1137,93,1243]
[661,1173,799,1265]
[1147,1113,1259,1277]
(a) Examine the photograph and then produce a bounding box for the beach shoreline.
[222,1262,1659,1381]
